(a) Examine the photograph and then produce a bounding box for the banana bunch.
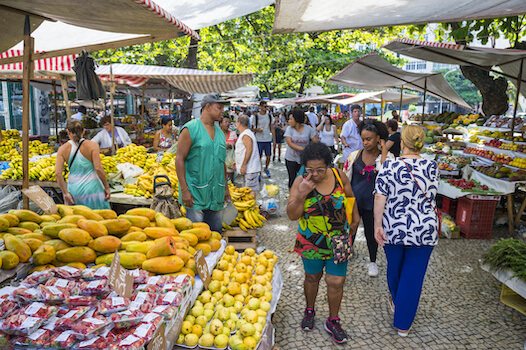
[100,154,117,174]
[0,155,22,180]
[0,149,18,162]
[226,184,266,231]
[113,144,148,168]
[1,129,20,140]
[30,156,62,181]
[229,184,256,202]
[123,161,179,199]
[28,140,52,155]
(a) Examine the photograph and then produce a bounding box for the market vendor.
[153,116,176,152]
[91,115,132,150]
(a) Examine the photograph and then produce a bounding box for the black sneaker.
[301,308,315,331]
[325,318,348,343]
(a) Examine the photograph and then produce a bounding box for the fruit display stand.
[222,229,257,251]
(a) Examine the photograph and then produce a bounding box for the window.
[416,61,427,70]
[405,62,416,70]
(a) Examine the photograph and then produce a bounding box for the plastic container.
[98,296,131,315]
[441,196,458,219]
[456,195,499,239]
[110,309,144,329]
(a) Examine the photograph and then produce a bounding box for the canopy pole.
[362,102,365,119]
[380,96,384,121]
[169,85,172,120]
[22,15,34,209]
[141,85,145,138]
[110,66,115,154]
[60,75,71,120]
[422,78,427,124]
[511,58,524,136]
[53,80,58,139]
[399,86,403,118]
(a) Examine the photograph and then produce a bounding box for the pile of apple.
[463,147,512,164]
[484,139,526,153]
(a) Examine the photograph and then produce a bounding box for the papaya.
[175,249,191,264]
[192,222,211,230]
[179,232,198,246]
[72,205,91,211]
[39,215,57,223]
[0,214,19,227]
[101,219,132,236]
[120,241,143,250]
[73,208,104,221]
[29,264,55,273]
[127,226,143,233]
[0,217,9,232]
[180,267,196,277]
[143,227,179,239]
[201,239,221,252]
[170,236,190,247]
[95,253,114,266]
[146,237,178,259]
[126,208,156,221]
[17,221,40,232]
[56,246,96,264]
[182,228,211,241]
[90,264,107,269]
[51,214,62,221]
[33,229,43,234]
[6,227,32,235]
[125,241,155,254]
[56,204,75,217]
[186,258,197,275]
[67,262,87,269]
[118,215,151,229]
[187,246,196,255]
[121,231,147,242]
[21,233,52,242]
[45,239,71,252]
[42,223,78,238]
[171,217,193,231]
[194,243,212,256]
[77,219,108,238]
[33,244,56,265]
[88,236,121,254]
[50,259,67,267]
[119,252,147,269]
[150,222,156,227]
[0,251,18,269]
[4,234,32,262]
[57,215,85,225]
[142,255,184,274]
[9,209,41,224]
[40,222,56,228]
[210,231,222,241]
[94,209,118,220]
[154,213,175,230]
[58,228,92,246]
[22,238,44,252]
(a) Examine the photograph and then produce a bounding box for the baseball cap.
[201,93,229,109]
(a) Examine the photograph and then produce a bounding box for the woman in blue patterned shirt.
[373,125,439,337]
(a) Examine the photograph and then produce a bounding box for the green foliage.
[436,69,482,108]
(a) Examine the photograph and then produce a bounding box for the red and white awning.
[0,50,77,73]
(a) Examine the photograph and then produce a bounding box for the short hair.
[309,107,315,112]
[67,119,84,143]
[350,104,362,112]
[100,115,111,126]
[78,105,86,114]
[401,125,426,152]
[358,119,389,140]
[385,119,398,132]
[259,101,267,106]
[237,115,249,127]
[291,108,305,124]
[160,116,172,126]
[300,142,332,166]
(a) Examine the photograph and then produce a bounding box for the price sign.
[108,252,133,298]
[21,186,58,214]
[147,323,166,350]
[194,249,210,289]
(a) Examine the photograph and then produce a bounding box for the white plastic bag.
[116,163,144,180]
[0,186,21,213]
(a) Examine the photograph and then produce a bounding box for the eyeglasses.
[305,167,327,174]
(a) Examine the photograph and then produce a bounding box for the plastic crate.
[441,196,458,219]
[456,195,499,239]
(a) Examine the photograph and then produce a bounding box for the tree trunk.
[460,66,508,116]
[181,30,200,125]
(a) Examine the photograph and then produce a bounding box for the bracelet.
[181,186,189,193]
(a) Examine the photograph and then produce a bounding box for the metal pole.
[141,85,145,138]
[22,15,33,209]
[53,80,58,138]
[380,96,384,121]
[422,77,427,124]
[169,85,172,120]
[398,85,403,117]
[110,66,115,154]
[60,75,71,119]
[511,58,524,136]
[362,102,365,119]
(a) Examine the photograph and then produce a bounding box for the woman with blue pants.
[373,125,439,337]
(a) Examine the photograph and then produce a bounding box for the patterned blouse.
[294,169,349,260]
[374,158,440,246]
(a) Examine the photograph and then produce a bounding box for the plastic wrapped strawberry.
[47,330,78,348]
[129,269,150,284]
[109,334,146,350]
[21,271,54,287]
[54,306,92,331]
[12,328,53,346]
[81,266,110,281]
[150,305,176,320]
[109,309,144,329]
[12,287,41,304]
[98,296,131,315]
[19,302,58,321]
[156,291,182,307]
[0,299,17,319]
[53,266,83,280]
[79,279,110,297]
[45,277,78,294]
[0,314,45,335]
[70,315,111,339]
[38,285,68,304]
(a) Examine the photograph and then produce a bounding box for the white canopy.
[327,53,472,110]
[328,91,421,106]
[383,39,526,97]
[272,0,526,34]
[221,85,261,100]
[295,93,355,104]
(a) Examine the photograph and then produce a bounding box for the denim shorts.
[257,142,272,156]
[185,208,223,233]
[301,257,348,277]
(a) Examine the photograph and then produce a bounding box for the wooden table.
[0,179,63,204]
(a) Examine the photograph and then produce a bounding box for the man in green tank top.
[176,94,231,233]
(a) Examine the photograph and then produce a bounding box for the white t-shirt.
[340,119,363,160]
[91,126,132,149]
[284,125,317,164]
[306,112,318,129]
[252,112,272,142]
[235,129,261,175]
[71,112,84,121]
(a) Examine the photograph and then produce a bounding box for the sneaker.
[387,296,395,313]
[397,326,411,337]
[264,169,271,178]
[258,174,262,182]
[272,155,276,162]
[301,308,315,331]
[278,158,281,162]
[368,262,378,277]
[324,318,348,343]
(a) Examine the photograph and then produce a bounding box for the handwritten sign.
[194,249,210,289]
[147,323,166,350]
[108,252,133,298]
[21,186,58,214]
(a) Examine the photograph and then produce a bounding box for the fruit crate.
[456,195,500,239]
[442,196,458,219]
[223,229,256,251]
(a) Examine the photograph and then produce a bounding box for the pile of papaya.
[0,206,221,278]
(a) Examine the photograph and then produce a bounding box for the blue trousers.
[384,244,434,331]
[185,208,223,233]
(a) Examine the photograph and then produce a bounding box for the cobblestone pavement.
[237,150,526,349]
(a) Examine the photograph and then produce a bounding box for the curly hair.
[385,119,399,132]
[300,142,332,166]
[100,115,112,127]
[291,108,305,124]
[358,119,389,140]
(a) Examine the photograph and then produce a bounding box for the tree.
[437,69,482,108]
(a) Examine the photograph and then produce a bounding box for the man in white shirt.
[306,106,318,129]
[251,101,275,178]
[71,105,86,121]
[340,104,364,161]
[235,114,261,193]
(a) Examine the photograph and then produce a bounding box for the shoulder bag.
[332,168,355,224]
[69,139,86,169]
[400,158,442,232]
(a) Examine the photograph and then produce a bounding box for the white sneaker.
[368,262,378,277]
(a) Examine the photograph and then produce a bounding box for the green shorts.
[301,257,348,277]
